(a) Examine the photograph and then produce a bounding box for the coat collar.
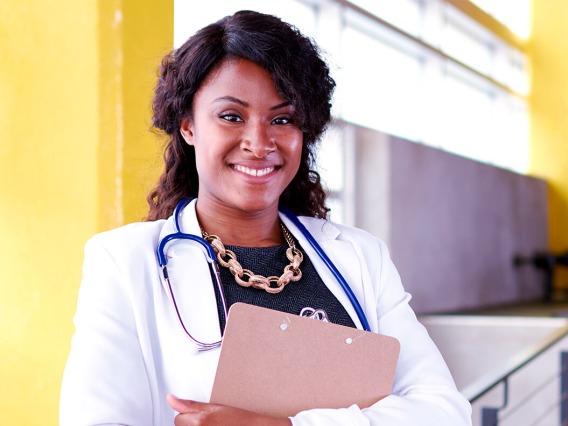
[157,199,364,335]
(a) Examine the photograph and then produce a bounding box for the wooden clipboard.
[210,303,400,417]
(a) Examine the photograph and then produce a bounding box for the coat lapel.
[279,213,366,329]
[157,200,366,343]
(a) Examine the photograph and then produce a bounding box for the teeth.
[234,165,275,177]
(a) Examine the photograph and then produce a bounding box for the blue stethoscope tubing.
[277,205,371,331]
[157,199,227,350]
[156,198,371,334]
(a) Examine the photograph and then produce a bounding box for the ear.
[180,118,195,145]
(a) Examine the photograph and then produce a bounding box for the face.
[180,58,303,216]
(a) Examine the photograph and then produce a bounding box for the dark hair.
[147,10,335,220]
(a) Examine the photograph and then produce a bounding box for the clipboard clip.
[299,307,330,323]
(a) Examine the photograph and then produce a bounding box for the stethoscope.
[156,198,371,351]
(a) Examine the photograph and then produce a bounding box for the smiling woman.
[148,10,333,223]
[178,59,304,244]
[60,10,472,426]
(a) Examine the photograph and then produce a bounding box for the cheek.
[192,145,215,179]
[287,131,304,164]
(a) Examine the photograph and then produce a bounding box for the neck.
[195,199,283,247]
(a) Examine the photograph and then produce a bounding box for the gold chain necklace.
[201,223,303,294]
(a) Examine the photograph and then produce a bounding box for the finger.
[167,394,197,414]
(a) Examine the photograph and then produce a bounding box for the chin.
[232,196,279,214]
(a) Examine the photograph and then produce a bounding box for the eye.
[272,116,293,125]
[219,113,243,123]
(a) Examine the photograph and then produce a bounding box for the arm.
[167,395,292,426]
[60,238,153,426]
[165,237,472,425]
[290,238,472,426]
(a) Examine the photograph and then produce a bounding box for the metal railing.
[463,324,568,425]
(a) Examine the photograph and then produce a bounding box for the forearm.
[168,395,292,426]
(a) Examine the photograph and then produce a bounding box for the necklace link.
[201,223,303,294]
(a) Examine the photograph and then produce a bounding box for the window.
[174,0,316,47]
[470,0,531,40]
[174,0,532,223]
[350,0,423,37]
[330,0,530,173]
[338,22,424,141]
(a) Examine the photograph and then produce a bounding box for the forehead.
[195,58,286,103]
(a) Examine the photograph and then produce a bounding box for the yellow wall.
[530,0,568,286]
[1,1,566,423]
[0,1,172,424]
[530,1,568,249]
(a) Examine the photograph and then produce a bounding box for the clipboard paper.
[210,303,400,418]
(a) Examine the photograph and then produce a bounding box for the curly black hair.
[147,10,336,220]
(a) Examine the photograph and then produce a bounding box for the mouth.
[233,164,278,177]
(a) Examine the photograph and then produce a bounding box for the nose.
[241,121,276,158]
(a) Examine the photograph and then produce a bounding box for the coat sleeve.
[290,238,472,426]
[60,237,154,426]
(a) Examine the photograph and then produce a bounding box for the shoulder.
[85,219,167,263]
[298,216,388,253]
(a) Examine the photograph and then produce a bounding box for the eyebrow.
[213,96,291,110]
[270,101,291,111]
[214,96,249,107]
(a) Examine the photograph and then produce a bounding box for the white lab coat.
[60,199,472,425]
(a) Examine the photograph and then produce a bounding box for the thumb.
[167,394,194,414]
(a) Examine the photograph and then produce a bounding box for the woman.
[60,10,472,426]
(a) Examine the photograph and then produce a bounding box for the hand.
[167,394,293,426]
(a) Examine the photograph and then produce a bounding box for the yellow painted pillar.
[529,0,568,286]
[0,1,172,424]
[99,0,173,229]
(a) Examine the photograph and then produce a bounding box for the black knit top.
[212,240,357,333]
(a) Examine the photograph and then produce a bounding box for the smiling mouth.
[233,164,277,177]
